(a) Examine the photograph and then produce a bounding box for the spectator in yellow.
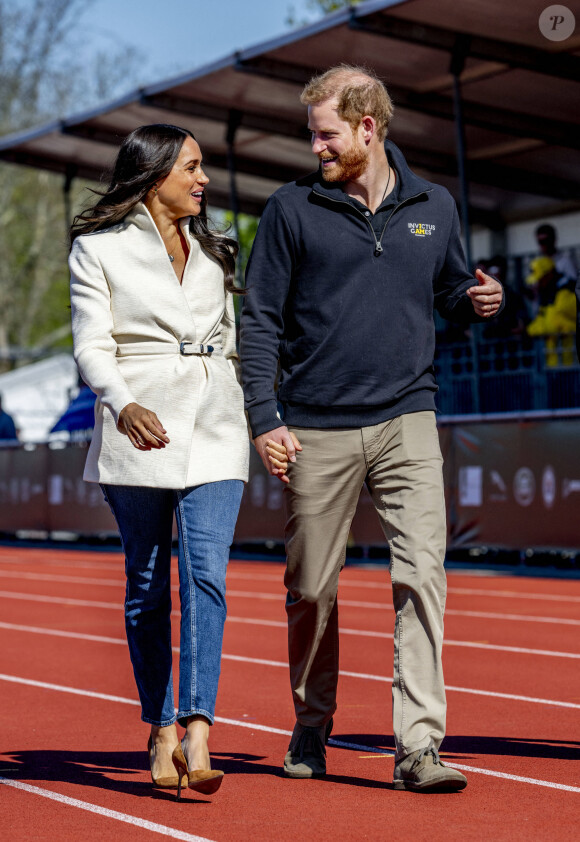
[526,254,576,366]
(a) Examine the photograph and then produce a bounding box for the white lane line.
[334,623,580,659]
[1,591,578,660]
[447,586,580,604]
[0,557,123,572]
[0,673,140,706]
[0,778,215,842]
[0,570,124,587]
[1,575,577,626]
[3,563,580,607]
[0,591,120,609]
[0,622,126,647]
[445,609,580,626]
[1,674,578,794]
[227,570,580,605]
[2,621,579,710]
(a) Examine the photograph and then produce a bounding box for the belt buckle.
[180,341,194,355]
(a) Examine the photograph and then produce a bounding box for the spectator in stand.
[536,223,578,290]
[576,271,580,363]
[0,394,18,441]
[526,224,578,366]
[525,224,577,314]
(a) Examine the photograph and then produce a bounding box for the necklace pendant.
[168,254,174,262]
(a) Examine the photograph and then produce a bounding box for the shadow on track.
[337,734,580,761]
[0,748,391,793]
[0,749,215,802]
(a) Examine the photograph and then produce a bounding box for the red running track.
[0,546,579,841]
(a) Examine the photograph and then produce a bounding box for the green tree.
[0,0,142,371]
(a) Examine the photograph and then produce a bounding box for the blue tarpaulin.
[50,385,96,433]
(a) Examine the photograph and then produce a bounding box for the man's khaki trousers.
[284,411,447,761]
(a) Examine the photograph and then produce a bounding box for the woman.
[70,124,255,799]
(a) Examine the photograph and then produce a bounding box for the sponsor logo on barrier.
[489,469,507,502]
[513,467,536,507]
[459,465,483,507]
[541,465,556,509]
[562,478,580,499]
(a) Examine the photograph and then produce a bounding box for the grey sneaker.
[283,718,334,778]
[393,742,467,792]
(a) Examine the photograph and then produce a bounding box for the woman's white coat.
[69,203,249,489]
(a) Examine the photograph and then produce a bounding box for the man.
[0,394,18,441]
[527,224,578,365]
[535,223,577,299]
[240,66,502,793]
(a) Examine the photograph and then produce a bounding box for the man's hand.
[466,269,503,318]
[253,425,302,484]
[118,402,170,450]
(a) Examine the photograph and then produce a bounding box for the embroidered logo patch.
[408,223,435,237]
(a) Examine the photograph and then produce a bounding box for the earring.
[153,185,158,195]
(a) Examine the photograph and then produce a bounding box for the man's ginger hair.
[300,65,394,141]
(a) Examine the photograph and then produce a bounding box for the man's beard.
[320,139,368,183]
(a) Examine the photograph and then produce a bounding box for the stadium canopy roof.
[1,0,579,231]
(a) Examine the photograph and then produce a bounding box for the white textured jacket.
[70,203,249,488]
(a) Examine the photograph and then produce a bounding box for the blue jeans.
[101,481,244,727]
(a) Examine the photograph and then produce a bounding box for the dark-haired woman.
[69,124,255,798]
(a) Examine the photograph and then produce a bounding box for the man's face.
[308,99,368,183]
[537,232,555,255]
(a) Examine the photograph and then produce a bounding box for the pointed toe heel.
[188,769,224,795]
[171,742,224,798]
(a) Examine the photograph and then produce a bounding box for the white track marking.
[0,590,120,609]
[0,673,140,705]
[1,593,579,659]
[444,609,580,626]
[447,586,580,604]
[1,675,579,794]
[2,622,578,710]
[0,778,215,841]
[1,574,577,625]
[227,615,287,629]
[0,570,125,587]
[227,570,580,604]
[0,622,125,646]
[2,561,579,605]
[0,556,123,572]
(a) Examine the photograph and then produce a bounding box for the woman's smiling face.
[155,135,209,218]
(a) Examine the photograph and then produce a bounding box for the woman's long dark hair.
[70,124,241,293]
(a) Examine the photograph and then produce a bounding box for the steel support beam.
[349,11,580,82]
[235,55,580,151]
[141,91,310,141]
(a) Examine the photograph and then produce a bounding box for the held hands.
[466,269,503,318]
[253,425,302,485]
[118,402,170,450]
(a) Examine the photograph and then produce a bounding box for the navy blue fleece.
[240,140,492,438]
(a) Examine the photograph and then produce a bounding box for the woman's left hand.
[118,402,170,450]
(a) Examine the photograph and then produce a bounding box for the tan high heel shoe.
[172,742,224,800]
[148,735,180,788]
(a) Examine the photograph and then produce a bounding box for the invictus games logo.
[408,222,435,237]
[539,5,575,41]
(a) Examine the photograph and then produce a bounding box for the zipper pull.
[374,243,383,256]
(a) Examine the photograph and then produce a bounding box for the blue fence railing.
[434,335,580,415]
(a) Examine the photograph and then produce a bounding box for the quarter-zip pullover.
[241,140,489,438]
